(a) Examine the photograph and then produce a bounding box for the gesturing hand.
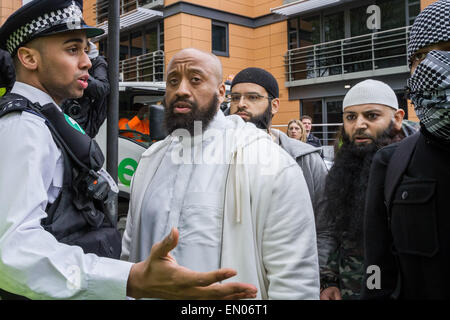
[320,286,342,300]
[127,227,258,300]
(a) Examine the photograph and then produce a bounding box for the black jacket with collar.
[362,127,450,299]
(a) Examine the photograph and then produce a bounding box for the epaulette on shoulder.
[0,93,42,118]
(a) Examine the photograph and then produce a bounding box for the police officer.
[0,0,256,300]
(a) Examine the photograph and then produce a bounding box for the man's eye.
[346,115,355,121]
[230,95,241,102]
[368,113,379,120]
[168,78,179,85]
[68,47,78,54]
[413,52,427,62]
[247,94,259,101]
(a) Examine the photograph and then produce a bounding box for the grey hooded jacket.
[272,129,332,268]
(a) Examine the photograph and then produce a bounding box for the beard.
[234,101,272,130]
[325,121,404,243]
[163,93,219,135]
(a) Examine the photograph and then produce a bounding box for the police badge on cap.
[0,0,104,56]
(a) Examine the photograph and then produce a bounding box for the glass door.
[325,99,343,146]
[301,99,324,142]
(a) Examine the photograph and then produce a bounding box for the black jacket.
[0,49,15,92]
[306,133,322,148]
[362,128,450,299]
[62,55,110,137]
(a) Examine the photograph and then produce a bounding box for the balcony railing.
[285,26,411,85]
[119,50,165,82]
[95,0,163,25]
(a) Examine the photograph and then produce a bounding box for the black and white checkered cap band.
[408,0,450,62]
[5,5,83,54]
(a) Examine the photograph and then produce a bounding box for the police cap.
[0,0,104,56]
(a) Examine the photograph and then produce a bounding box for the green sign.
[118,158,138,187]
[64,114,85,134]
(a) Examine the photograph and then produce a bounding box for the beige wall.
[84,0,97,26]
[421,0,438,9]
[0,0,22,25]
[164,0,283,18]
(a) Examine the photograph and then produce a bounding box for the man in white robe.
[121,48,320,299]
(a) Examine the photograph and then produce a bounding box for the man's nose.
[355,115,368,130]
[175,78,191,97]
[236,95,247,108]
[80,51,92,70]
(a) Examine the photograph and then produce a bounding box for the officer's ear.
[16,46,40,71]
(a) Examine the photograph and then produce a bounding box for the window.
[323,12,344,42]
[131,31,143,57]
[100,22,164,59]
[212,21,229,56]
[377,0,406,30]
[407,0,420,25]
[288,18,299,50]
[145,28,158,53]
[299,15,321,47]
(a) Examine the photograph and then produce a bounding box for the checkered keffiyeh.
[407,50,450,140]
[5,3,83,55]
[408,0,450,63]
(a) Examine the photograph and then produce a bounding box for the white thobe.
[138,112,232,272]
[123,111,321,299]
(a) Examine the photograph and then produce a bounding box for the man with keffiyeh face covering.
[362,0,450,300]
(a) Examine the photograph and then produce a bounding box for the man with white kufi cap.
[319,79,418,300]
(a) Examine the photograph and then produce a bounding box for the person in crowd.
[287,119,307,142]
[0,48,15,97]
[362,0,450,300]
[228,67,330,269]
[61,41,109,138]
[319,79,417,300]
[119,103,150,142]
[0,0,257,300]
[121,50,320,300]
[302,115,322,148]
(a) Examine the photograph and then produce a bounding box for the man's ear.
[271,98,280,116]
[16,46,40,71]
[393,108,405,131]
[217,82,226,105]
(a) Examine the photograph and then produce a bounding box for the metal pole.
[106,0,120,222]
[107,0,119,183]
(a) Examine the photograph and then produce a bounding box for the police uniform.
[0,0,132,299]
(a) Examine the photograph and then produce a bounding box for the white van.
[95,82,166,228]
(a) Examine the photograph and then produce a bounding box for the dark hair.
[300,115,312,122]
